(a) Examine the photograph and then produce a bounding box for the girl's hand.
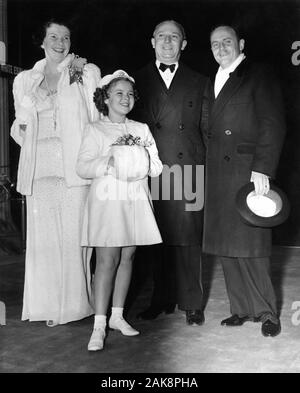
[105,155,115,176]
[108,155,115,169]
[110,145,150,181]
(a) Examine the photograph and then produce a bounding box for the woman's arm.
[10,71,33,146]
[82,63,101,122]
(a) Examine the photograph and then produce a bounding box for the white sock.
[93,314,106,330]
[111,307,124,319]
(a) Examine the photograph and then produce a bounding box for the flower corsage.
[68,55,87,85]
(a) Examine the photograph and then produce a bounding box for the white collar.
[31,54,74,80]
[217,53,246,75]
[101,115,129,124]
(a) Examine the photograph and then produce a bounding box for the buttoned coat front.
[203,61,286,257]
[133,62,211,245]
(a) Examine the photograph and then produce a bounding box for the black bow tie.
[159,63,176,73]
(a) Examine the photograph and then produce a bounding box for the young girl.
[76,70,163,351]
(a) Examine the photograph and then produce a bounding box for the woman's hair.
[33,18,72,47]
[93,77,139,116]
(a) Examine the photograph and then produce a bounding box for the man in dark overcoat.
[132,20,211,325]
[203,24,286,337]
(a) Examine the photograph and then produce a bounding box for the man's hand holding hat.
[251,171,270,195]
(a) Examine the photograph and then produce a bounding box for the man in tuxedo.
[132,20,211,325]
[203,24,286,337]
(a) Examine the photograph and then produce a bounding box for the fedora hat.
[236,182,290,227]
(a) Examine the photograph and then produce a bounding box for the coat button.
[224,155,230,161]
[179,124,184,130]
[188,101,193,107]
[178,152,183,159]
[207,132,212,139]
[155,122,161,129]
[225,129,232,135]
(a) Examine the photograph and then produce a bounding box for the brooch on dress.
[68,55,85,85]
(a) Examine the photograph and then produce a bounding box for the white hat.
[99,69,135,88]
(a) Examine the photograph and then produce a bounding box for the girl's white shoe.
[108,317,140,336]
[88,327,106,351]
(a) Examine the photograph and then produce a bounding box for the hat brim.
[236,182,290,228]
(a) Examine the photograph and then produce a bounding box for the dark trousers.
[151,244,203,311]
[221,256,278,321]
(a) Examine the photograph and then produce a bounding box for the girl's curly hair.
[93,77,139,116]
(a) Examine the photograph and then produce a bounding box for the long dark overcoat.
[203,60,286,257]
[133,62,211,245]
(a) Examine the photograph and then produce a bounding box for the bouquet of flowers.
[111,134,153,147]
[110,134,151,181]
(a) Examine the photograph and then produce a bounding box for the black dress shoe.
[186,310,205,326]
[137,304,175,320]
[261,319,281,337]
[221,314,252,326]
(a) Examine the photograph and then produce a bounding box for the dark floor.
[1,241,300,373]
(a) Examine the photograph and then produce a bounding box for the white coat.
[76,117,163,247]
[10,57,101,195]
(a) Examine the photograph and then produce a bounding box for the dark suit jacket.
[203,60,286,257]
[132,61,211,245]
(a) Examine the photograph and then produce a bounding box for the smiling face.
[105,79,135,122]
[42,23,71,64]
[151,21,187,64]
[210,26,244,69]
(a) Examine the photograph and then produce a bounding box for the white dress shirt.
[155,60,178,89]
[214,53,246,98]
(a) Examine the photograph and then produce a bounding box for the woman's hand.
[19,124,27,132]
[71,54,87,72]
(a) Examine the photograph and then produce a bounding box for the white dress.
[22,87,93,324]
[77,117,163,247]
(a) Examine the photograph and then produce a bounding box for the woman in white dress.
[10,19,101,326]
[76,70,163,351]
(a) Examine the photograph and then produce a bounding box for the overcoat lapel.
[145,63,169,121]
[160,64,192,120]
[210,60,248,128]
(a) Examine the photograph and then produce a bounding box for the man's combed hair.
[210,23,245,41]
[153,20,186,40]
